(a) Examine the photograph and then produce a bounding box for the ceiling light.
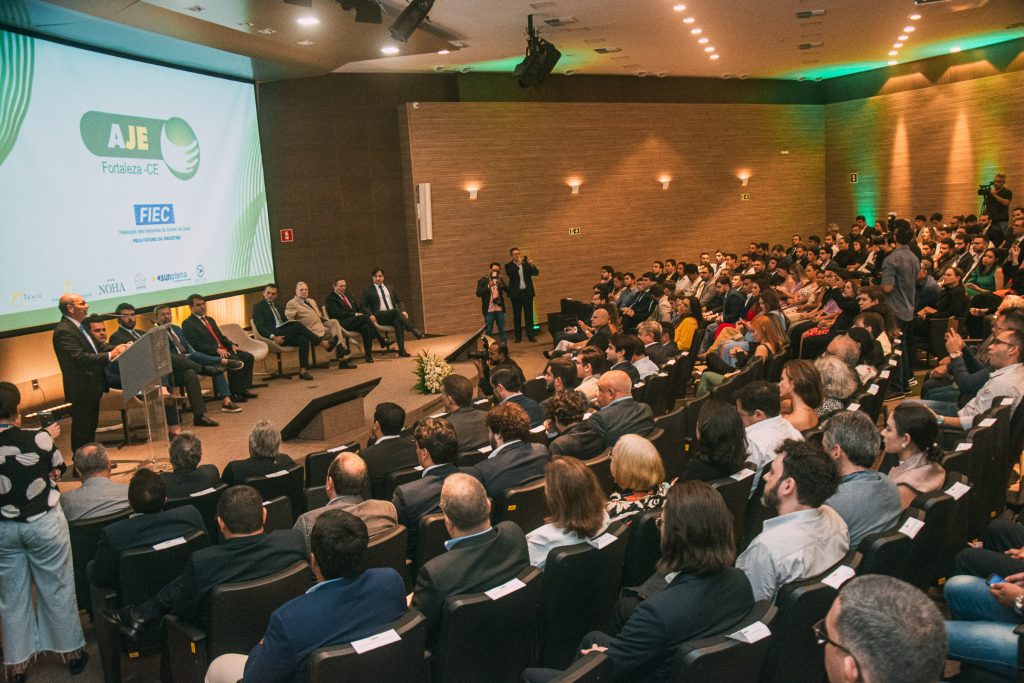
[888,50,898,56]
[380,45,400,55]
[673,4,687,11]
[898,35,909,41]
[698,37,709,44]
[888,60,898,65]
[389,0,434,43]
[682,17,695,24]
[257,28,276,34]
[437,49,450,54]
[514,14,562,87]
[903,26,915,32]
[690,28,702,35]
[950,46,961,53]
[893,42,903,48]
[709,54,720,60]
[296,40,313,46]
[296,16,319,26]
[909,13,921,20]
[704,46,715,53]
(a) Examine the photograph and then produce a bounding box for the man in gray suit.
[293,452,397,552]
[441,374,488,451]
[60,443,130,522]
[581,370,655,449]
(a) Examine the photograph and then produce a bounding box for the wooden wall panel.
[401,102,824,335]
[825,69,1024,227]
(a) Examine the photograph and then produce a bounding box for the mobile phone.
[947,318,959,333]
[38,411,55,428]
[987,573,1005,587]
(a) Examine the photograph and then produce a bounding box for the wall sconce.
[568,179,582,195]
[465,184,480,200]
[737,170,751,187]
[658,175,671,190]
[740,177,749,187]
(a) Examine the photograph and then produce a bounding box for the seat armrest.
[164,615,210,683]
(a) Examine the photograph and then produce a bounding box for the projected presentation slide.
[0,29,273,334]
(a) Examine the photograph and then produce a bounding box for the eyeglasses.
[813,618,860,671]
[991,338,1018,348]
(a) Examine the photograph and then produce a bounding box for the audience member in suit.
[472,340,526,397]
[677,399,748,483]
[52,292,130,450]
[606,334,642,384]
[580,370,655,449]
[470,403,550,499]
[205,509,407,683]
[284,281,356,369]
[736,439,849,602]
[87,469,206,590]
[505,247,540,342]
[637,321,668,367]
[159,432,221,499]
[59,443,130,522]
[575,346,606,407]
[362,402,418,499]
[252,283,334,380]
[181,293,257,402]
[526,457,610,569]
[392,417,461,562]
[221,420,296,486]
[491,367,545,427]
[619,273,657,333]
[105,485,309,641]
[527,482,754,682]
[359,267,423,358]
[541,357,578,408]
[154,304,239,415]
[324,277,378,364]
[546,390,605,460]
[412,474,530,645]
[293,452,397,552]
[441,374,488,451]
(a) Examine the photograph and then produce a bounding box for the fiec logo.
[80,112,200,180]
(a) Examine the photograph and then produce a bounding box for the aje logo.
[80,112,200,180]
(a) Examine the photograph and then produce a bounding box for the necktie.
[200,317,225,350]
[270,304,284,325]
[378,285,392,311]
[80,324,97,352]
[341,294,351,308]
[169,328,187,354]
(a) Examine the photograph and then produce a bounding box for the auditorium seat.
[583,450,614,497]
[851,527,911,578]
[652,406,686,481]
[550,652,614,682]
[710,469,755,550]
[308,609,428,683]
[620,509,661,587]
[304,441,361,487]
[165,483,227,544]
[244,464,305,519]
[262,496,294,532]
[250,318,298,380]
[493,477,548,533]
[303,485,329,513]
[671,600,778,682]
[165,561,315,683]
[524,377,550,404]
[363,524,411,592]
[384,465,424,502]
[68,508,132,613]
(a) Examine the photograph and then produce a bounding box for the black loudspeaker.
[515,39,561,87]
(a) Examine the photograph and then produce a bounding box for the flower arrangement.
[413,350,454,394]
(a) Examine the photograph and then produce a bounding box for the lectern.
[117,324,173,471]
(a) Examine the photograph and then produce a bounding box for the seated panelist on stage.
[284,281,355,370]
[324,277,377,364]
[253,283,339,379]
[181,294,258,403]
[154,304,240,415]
[110,302,146,345]
[359,267,423,358]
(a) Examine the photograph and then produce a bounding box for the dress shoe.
[338,360,357,369]
[102,606,147,642]
[325,337,339,352]
[380,336,394,350]
[335,345,350,358]
[412,328,425,340]
[229,393,248,403]
[194,415,219,427]
[514,337,522,343]
[527,336,537,342]
[220,401,242,413]
[68,651,89,675]
[364,354,374,364]
[298,370,314,380]
[202,364,226,376]
[398,350,412,358]
[223,358,245,371]
[241,390,259,399]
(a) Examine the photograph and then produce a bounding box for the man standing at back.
[883,221,920,399]
[506,247,539,343]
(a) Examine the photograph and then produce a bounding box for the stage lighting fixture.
[389,0,434,43]
[337,0,382,24]
[513,15,562,88]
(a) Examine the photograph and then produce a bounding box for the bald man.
[53,292,130,449]
[284,281,353,367]
[292,452,397,552]
[580,369,655,448]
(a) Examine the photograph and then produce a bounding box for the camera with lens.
[978,183,993,197]
[467,337,490,360]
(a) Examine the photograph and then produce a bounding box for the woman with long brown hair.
[526,457,610,570]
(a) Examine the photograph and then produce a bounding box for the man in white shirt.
[676,263,700,297]
[736,381,803,495]
[934,326,1024,430]
[737,439,849,602]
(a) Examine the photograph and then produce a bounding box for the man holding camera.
[506,247,539,343]
[982,173,1013,239]
[476,262,508,343]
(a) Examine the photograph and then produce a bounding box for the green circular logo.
[161,117,200,180]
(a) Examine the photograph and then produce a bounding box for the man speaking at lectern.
[52,293,130,450]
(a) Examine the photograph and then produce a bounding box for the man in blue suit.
[471,403,549,499]
[204,509,407,683]
[490,367,545,427]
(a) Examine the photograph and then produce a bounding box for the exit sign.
[850,173,859,184]
[280,229,294,243]
[568,227,581,235]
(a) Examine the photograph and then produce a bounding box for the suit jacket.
[87,506,206,589]
[412,522,530,644]
[586,324,612,351]
[611,361,641,385]
[252,299,290,339]
[284,296,329,338]
[470,440,550,498]
[360,283,406,316]
[362,436,419,499]
[505,259,539,297]
[182,314,235,356]
[392,463,459,530]
[625,291,657,325]
[292,495,398,552]
[722,289,747,324]
[324,291,366,326]
[59,476,130,522]
[583,398,654,449]
[109,325,144,347]
[221,454,296,487]
[153,529,310,630]
[604,568,754,681]
[476,276,508,314]
[52,317,111,402]
[549,422,606,460]
[445,407,489,451]
[502,393,545,427]
[166,324,198,358]
[160,464,221,499]
[243,568,407,683]
[644,342,668,368]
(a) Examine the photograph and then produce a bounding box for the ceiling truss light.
[709,53,720,60]
[672,4,687,11]
[888,50,898,56]
[698,37,709,44]
[909,13,922,20]
[903,26,916,32]
[690,28,702,35]
[338,0,383,24]
[389,0,434,43]
[898,34,908,41]
[514,14,562,87]
[682,17,695,24]
[296,16,320,26]
[888,59,898,65]
[704,46,715,53]
[893,42,903,48]
[950,46,961,53]
[437,49,450,55]
[381,45,400,55]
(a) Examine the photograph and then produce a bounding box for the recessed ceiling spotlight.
[903,26,915,32]
[950,46,961,53]
[381,45,400,55]
[657,71,669,77]
[888,50,898,56]
[296,17,320,26]
[564,68,577,75]
[698,37,709,44]
[683,17,695,24]
[709,53,720,60]
[909,13,921,20]
[673,4,687,11]
[893,42,903,48]
[437,49,450,54]
[690,28,702,35]
[813,77,822,82]
[257,28,276,34]
[738,74,749,80]
[797,76,807,81]
[296,40,313,46]
[721,74,733,79]
[898,35,909,41]
[704,46,715,53]
[888,60,898,65]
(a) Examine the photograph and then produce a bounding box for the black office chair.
[165,561,315,683]
[494,477,548,533]
[244,464,305,520]
[262,496,294,532]
[550,652,614,682]
[68,508,131,613]
[165,484,227,544]
[620,509,662,587]
[672,600,778,682]
[432,566,543,683]
[363,524,411,592]
[541,520,632,668]
[308,609,428,683]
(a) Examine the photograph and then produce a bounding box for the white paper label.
[955,441,972,452]
[190,487,216,497]
[413,465,424,471]
[945,482,972,500]
[429,411,447,419]
[1002,397,1015,406]
[730,468,755,481]
[583,412,593,420]
[327,444,351,453]
[484,577,526,600]
[266,470,288,478]
[979,418,997,428]
[888,358,898,367]
[351,629,401,654]
[588,533,618,549]
[478,445,492,454]
[894,349,903,357]
[867,385,879,395]
[727,621,772,644]
[880,370,890,379]
[847,403,861,412]
[665,359,676,366]
[899,517,925,539]
[153,536,187,551]
[681,352,690,357]
[634,382,645,389]
[822,565,856,589]
[530,425,546,434]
